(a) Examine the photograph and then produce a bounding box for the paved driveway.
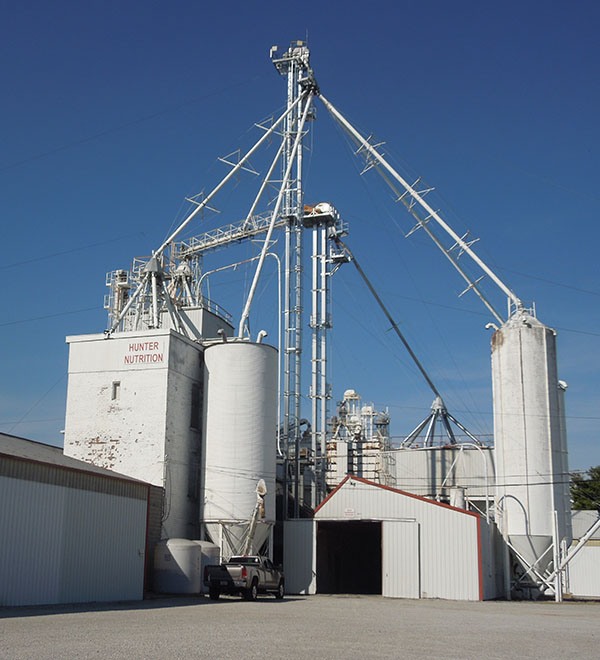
[1,594,597,659]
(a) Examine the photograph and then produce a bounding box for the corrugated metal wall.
[479,518,506,600]
[564,512,600,598]
[314,477,482,600]
[283,520,316,595]
[0,455,149,606]
[567,541,600,598]
[382,447,495,499]
[382,521,420,598]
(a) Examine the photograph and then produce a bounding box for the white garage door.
[284,519,317,595]
[382,520,420,599]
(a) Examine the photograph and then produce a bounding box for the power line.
[0,307,99,327]
[554,325,600,338]
[0,75,267,174]
[493,265,600,298]
[0,418,63,424]
[7,374,67,433]
[0,232,145,270]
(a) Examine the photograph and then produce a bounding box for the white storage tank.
[201,340,277,558]
[491,311,571,577]
[153,539,220,594]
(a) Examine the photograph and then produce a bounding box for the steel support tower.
[271,42,315,516]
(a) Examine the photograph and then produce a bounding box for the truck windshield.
[228,556,260,565]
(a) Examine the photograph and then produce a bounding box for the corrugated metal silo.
[492,311,571,578]
[201,340,277,559]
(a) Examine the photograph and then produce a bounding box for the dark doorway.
[316,521,382,594]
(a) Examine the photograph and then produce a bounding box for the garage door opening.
[316,521,382,594]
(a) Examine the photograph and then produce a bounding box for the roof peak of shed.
[314,475,480,519]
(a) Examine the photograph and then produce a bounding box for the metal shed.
[284,475,503,601]
[0,434,163,607]
[566,510,600,598]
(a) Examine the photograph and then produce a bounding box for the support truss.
[318,93,522,324]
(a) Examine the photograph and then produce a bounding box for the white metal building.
[0,433,162,607]
[284,475,503,601]
[566,510,600,599]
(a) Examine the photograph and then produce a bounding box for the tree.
[571,466,600,510]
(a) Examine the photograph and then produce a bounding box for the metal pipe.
[553,510,563,602]
[335,237,442,400]
[424,413,437,448]
[107,97,304,338]
[266,252,283,458]
[376,166,504,325]
[294,83,306,507]
[160,278,181,334]
[237,92,313,338]
[241,139,286,232]
[198,256,263,303]
[311,226,318,504]
[453,441,491,523]
[543,514,600,587]
[256,330,268,344]
[198,251,283,455]
[446,411,484,446]
[319,93,521,315]
[502,532,555,590]
[440,410,457,444]
[319,224,328,501]
[182,277,194,307]
[438,444,463,495]
[105,271,149,335]
[401,415,433,448]
[151,272,159,328]
[156,95,304,256]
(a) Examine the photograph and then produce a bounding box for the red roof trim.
[313,475,352,515]
[314,475,480,519]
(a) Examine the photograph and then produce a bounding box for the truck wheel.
[248,579,258,601]
[209,588,220,601]
[275,580,284,600]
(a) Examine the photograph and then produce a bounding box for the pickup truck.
[204,555,285,601]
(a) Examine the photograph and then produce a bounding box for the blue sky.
[1,1,598,471]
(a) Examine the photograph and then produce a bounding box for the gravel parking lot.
[1,594,597,660]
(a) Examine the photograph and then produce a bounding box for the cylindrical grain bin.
[201,340,277,558]
[491,311,571,578]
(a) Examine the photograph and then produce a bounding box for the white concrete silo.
[200,340,277,559]
[492,310,571,580]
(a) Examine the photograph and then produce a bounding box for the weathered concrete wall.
[64,329,203,539]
